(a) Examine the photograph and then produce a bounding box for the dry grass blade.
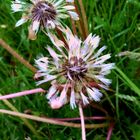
[0,39,37,73]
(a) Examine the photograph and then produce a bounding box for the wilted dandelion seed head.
[35,28,115,109]
[11,0,79,39]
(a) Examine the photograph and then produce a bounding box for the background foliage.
[0,0,140,139]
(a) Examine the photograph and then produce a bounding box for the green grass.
[0,0,140,139]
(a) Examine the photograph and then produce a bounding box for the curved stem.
[0,88,45,100]
[0,39,37,73]
[0,109,109,129]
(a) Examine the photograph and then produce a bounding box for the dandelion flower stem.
[0,109,109,129]
[70,17,77,35]
[53,116,113,121]
[77,0,88,37]
[79,103,86,140]
[106,122,115,140]
[0,39,37,73]
[0,88,45,100]
[74,1,86,39]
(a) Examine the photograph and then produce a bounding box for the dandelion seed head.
[35,28,115,109]
[11,0,79,39]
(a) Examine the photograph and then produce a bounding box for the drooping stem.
[0,109,109,129]
[0,39,37,73]
[79,103,86,140]
[0,88,45,100]
[77,0,88,37]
